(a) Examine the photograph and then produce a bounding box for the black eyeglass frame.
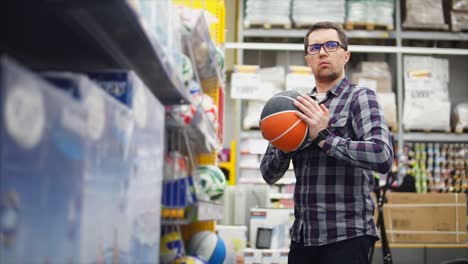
[306,41,347,55]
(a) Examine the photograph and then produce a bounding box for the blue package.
[86,71,140,108]
[0,56,86,263]
[118,72,165,263]
[46,70,166,263]
[39,71,136,263]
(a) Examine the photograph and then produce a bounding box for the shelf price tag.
[231,73,261,100]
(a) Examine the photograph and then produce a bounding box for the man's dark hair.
[304,21,348,54]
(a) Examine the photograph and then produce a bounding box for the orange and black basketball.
[259,90,310,152]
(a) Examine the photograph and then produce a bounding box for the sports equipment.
[259,90,310,152]
[214,46,224,73]
[192,93,218,130]
[186,231,226,264]
[160,231,183,264]
[182,54,194,86]
[174,256,207,264]
[195,165,226,201]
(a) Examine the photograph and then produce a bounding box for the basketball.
[259,90,310,152]
[186,231,226,264]
[195,165,226,201]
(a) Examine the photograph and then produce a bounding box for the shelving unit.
[225,0,468,186]
[2,1,191,105]
[1,1,226,262]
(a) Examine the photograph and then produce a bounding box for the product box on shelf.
[41,72,137,263]
[0,56,87,263]
[403,56,451,131]
[250,208,294,250]
[383,193,467,243]
[87,70,166,263]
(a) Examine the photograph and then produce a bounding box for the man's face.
[304,28,350,83]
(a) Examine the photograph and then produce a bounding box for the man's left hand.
[293,94,329,143]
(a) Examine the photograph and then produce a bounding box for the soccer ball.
[181,54,194,86]
[166,104,197,127]
[192,93,218,131]
[195,165,226,201]
[214,46,224,73]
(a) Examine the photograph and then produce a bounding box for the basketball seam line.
[292,126,309,152]
[270,119,303,143]
[274,95,299,103]
[261,110,300,121]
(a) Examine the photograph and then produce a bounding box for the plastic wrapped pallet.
[285,66,315,94]
[453,102,468,133]
[345,0,394,28]
[292,0,345,27]
[231,66,285,130]
[451,11,468,32]
[402,0,449,30]
[403,56,451,131]
[451,0,468,11]
[351,61,397,130]
[244,0,291,27]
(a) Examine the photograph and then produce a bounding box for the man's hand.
[293,94,329,142]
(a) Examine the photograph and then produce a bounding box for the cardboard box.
[383,193,467,243]
[351,73,393,93]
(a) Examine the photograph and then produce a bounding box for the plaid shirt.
[260,77,394,246]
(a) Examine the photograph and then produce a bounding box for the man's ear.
[304,55,311,67]
[344,51,351,65]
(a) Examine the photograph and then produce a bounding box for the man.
[260,21,394,264]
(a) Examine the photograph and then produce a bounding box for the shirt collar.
[310,77,350,97]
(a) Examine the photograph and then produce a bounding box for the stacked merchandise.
[244,0,292,28]
[230,66,285,130]
[1,56,165,263]
[292,0,345,27]
[131,0,185,78]
[450,0,468,32]
[85,71,166,263]
[173,0,226,45]
[401,142,467,193]
[345,0,394,29]
[285,66,315,94]
[1,57,87,263]
[403,56,451,131]
[402,0,449,30]
[351,61,397,131]
[453,102,468,133]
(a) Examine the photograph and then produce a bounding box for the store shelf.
[238,176,296,185]
[269,193,294,200]
[225,42,468,55]
[243,28,395,39]
[1,1,191,105]
[241,130,263,139]
[403,132,468,142]
[161,200,224,225]
[243,29,468,42]
[401,31,468,41]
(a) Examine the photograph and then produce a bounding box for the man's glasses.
[306,41,345,55]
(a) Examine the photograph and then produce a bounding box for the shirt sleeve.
[260,144,294,184]
[322,88,394,174]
